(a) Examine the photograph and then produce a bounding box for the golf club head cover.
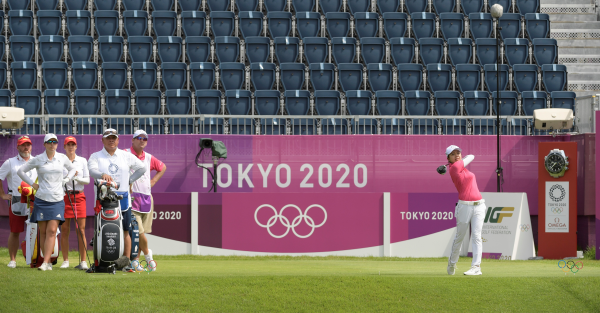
[437,165,447,175]
[115,256,130,270]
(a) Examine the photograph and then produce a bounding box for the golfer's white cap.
[43,133,58,142]
[445,145,462,157]
[102,128,119,138]
[133,129,148,138]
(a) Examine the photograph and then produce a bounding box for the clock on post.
[544,149,569,179]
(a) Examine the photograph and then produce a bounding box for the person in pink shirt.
[125,130,167,271]
[440,145,485,276]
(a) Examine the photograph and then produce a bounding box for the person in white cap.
[17,134,78,271]
[87,129,147,271]
[438,145,485,276]
[125,130,166,271]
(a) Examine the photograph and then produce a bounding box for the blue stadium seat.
[104,89,131,115]
[123,0,144,9]
[476,38,498,66]
[128,36,153,63]
[289,114,314,134]
[10,36,35,61]
[107,118,133,134]
[469,13,492,39]
[411,13,436,40]
[182,11,206,37]
[102,62,128,90]
[533,38,557,66]
[161,62,187,90]
[439,13,464,40]
[293,0,315,11]
[42,61,68,90]
[95,10,119,36]
[550,91,575,111]
[326,13,350,38]
[332,37,356,64]
[406,0,427,14]
[68,35,94,61]
[11,61,37,89]
[352,118,377,135]
[229,117,255,135]
[542,64,567,93]
[355,12,379,39]
[138,117,165,135]
[456,64,481,92]
[153,11,177,37]
[76,117,103,134]
[265,0,286,11]
[157,36,183,62]
[225,90,252,115]
[268,12,292,38]
[38,0,58,9]
[448,38,472,66]
[320,0,342,13]
[492,91,518,115]
[418,38,444,66]
[504,38,529,67]
[381,117,406,134]
[260,117,286,135]
[220,62,245,91]
[15,90,41,115]
[239,11,264,39]
[411,119,437,135]
[0,36,5,61]
[463,90,488,115]
[435,90,460,115]
[397,63,423,92]
[186,36,211,63]
[367,63,393,92]
[44,89,71,114]
[361,37,385,65]
[314,90,340,115]
[245,36,270,64]
[198,116,224,134]
[132,62,157,89]
[207,0,228,10]
[285,90,311,115]
[390,37,415,65]
[210,11,234,37]
[484,64,508,92]
[8,0,30,9]
[40,36,65,62]
[190,62,216,90]
[9,10,33,35]
[47,117,73,135]
[74,89,101,114]
[304,37,329,64]
[489,0,510,13]
[433,0,456,13]
[521,91,546,115]
[439,118,467,134]
[513,64,538,93]
[196,90,221,114]
[37,10,62,36]
[346,90,372,115]
[462,0,483,15]
[280,63,305,90]
[255,90,281,115]
[427,63,452,92]
[499,13,521,39]
[215,36,240,63]
[98,36,124,62]
[178,0,200,10]
[275,37,300,63]
[383,13,407,39]
[123,10,148,37]
[321,118,348,134]
[151,0,173,10]
[338,63,363,92]
[136,89,162,114]
[404,90,431,115]
[376,90,402,115]
[251,62,276,90]
[66,10,90,36]
[165,89,192,114]
[237,0,259,11]
[309,63,335,90]
[517,0,538,15]
[96,0,117,10]
[72,61,98,89]
[525,13,549,39]
[347,0,369,14]
[297,12,321,39]
[0,62,6,89]
[65,0,86,9]
[378,0,400,13]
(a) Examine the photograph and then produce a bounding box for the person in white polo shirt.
[0,136,37,268]
[125,130,167,271]
[87,129,146,270]
[17,134,78,271]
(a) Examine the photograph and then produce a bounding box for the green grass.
[1,248,599,312]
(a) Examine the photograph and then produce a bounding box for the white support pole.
[383,192,391,257]
[191,192,198,255]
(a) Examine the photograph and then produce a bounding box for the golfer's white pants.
[449,201,486,267]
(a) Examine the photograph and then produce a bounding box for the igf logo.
[484,207,514,223]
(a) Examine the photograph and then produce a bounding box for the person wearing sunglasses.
[17,134,78,271]
[87,128,147,271]
[0,136,37,268]
[124,130,166,271]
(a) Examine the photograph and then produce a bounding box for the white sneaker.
[7,261,16,268]
[145,249,155,271]
[447,262,457,275]
[135,264,145,272]
[75,261,89,270]
[60,261,70,268]
[38,263,53,271]
[464,266,482,276]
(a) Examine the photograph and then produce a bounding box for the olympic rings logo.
[255,204,327,238]
[558,260,583,274]
[520,224,530,232]
[551,207,563,214]
[131,259,157,273]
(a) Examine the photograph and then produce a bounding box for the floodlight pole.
[492,7,504,193]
